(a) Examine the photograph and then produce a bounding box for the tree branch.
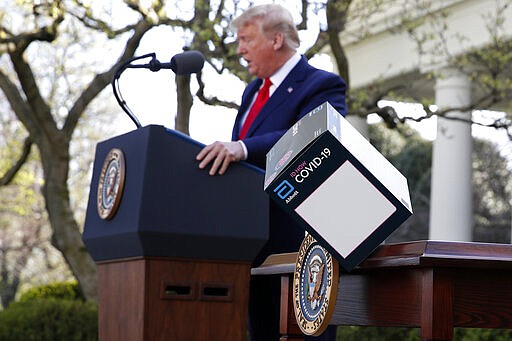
[68,6,136,37]
[0,137,33,186]
[195,73,239,110]
[8,49,60,143]
[0,69,38,136]
[1,2,64,53]
[62,19,154,139]
[297,0,308,31]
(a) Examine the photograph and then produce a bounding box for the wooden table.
[251,241,512,341]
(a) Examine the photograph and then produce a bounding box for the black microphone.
[111,50,206,129]
[148,50,205,75]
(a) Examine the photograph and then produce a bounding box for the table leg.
[280,275,304,341]
[420,268,454,341]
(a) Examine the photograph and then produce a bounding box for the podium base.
[98,257,250,341]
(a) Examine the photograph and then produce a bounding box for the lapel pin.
[287,87,293,93]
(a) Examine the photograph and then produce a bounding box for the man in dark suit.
[197,4,346,340]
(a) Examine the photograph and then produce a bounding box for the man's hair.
[232,4,300,50]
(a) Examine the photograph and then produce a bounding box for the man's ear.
[272,32,285,50]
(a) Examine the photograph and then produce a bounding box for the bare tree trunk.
[0,14,154,302]
[326,0,351,85]
[38,141,98,302]
[0,254,20,308]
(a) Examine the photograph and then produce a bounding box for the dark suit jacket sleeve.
[236,65,347,169]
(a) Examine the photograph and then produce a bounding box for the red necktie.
[239,78,272,139]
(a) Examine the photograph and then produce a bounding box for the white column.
[429,68,473,241]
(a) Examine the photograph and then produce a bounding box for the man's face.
[236,21,278,79]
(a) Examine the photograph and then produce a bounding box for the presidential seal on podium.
[97,148,125,220]
[293,234,339,336]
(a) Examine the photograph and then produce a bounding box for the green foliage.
[368,121,512,243]
[336,326,420,341]
[472,138,512,242]
[369,122,432,207]
[18,281,84,303]
[0,298,97,341]
[454,328,512,341]
[336,326,512,340]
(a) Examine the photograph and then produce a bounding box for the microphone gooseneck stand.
[111,51,205,129]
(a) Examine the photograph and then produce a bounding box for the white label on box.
[294,161,396,258]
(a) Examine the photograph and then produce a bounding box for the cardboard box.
[265,102,413,271]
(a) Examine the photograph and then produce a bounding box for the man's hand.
[196,141,245,175]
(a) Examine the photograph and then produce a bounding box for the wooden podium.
[252,240,512,341]
[83,125,269,341]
